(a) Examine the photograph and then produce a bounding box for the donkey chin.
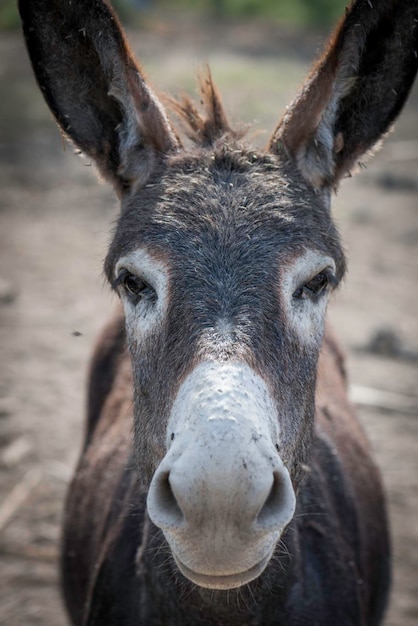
[168,532,282,591]
[146,361,297,590]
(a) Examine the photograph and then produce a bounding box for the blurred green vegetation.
[0,0,347,31]
[161,0,347,25]
[0,0,19,30]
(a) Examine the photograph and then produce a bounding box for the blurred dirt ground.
[0,15,417,626]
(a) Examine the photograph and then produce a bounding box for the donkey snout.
[146,433,296,589]
[146,361,296,588]
[147,445,295,535]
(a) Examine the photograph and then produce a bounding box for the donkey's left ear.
[269,0,418,192]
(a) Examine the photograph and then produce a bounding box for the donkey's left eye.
[293,270,331,300]
[305,272,329,295]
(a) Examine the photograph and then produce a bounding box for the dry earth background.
[0,12,417,626]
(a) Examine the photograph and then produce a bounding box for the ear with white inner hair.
[18,0,180,195]
[269,0,418,193]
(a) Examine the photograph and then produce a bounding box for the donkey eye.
[115,269,153,301]
[293,270,332,300]
[305,272,329,295]
[123,273,146,295]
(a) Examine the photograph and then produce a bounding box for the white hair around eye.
[280,250,336,346]
[115,248,170,339]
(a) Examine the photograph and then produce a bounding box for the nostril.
[147,470,184,529]
[256,470,295,531]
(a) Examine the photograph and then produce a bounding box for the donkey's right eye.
[123,273,146,296]
[114,270,153,302]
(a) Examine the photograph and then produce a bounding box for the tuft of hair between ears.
[165,66,246,148]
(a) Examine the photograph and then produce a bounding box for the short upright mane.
[166,67,244,147]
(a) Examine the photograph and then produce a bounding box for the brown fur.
[166,66,244,147]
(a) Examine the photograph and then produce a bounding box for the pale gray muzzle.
[147,361,296,590]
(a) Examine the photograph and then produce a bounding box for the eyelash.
[293,268,336,300]
[112,269,155,302]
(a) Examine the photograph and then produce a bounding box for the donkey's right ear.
[18,0,179,195]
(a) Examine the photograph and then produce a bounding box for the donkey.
[19,0,417,624]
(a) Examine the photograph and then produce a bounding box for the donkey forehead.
[108,149,344,275]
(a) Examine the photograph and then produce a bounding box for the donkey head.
[20,0,417,590]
